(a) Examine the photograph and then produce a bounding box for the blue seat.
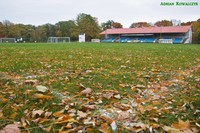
[144,38,156,43]
[173,38,183,44]
[119,37,127,43]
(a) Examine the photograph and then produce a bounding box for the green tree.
[101,20,114,31]
[17,24,35,42]
[32,25,47,42]
[66,20,79,41]
[55,20,78,41]
[0,22,4,38]
[192,19,200,44]
[181,21,193,26]
[44,24,56,38]
[130,22,150,28]
[76,13,100,41]
[2,20,14,37]
[55,21,69,37]
[0,21,35,41]
[7,24,21,38]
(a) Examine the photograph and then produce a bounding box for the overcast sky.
[0,0,199,27]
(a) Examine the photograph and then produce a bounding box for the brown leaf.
[32,118,40,123]
[113,103,131,111]
[172,119,190,130]
[103,92,114,99]
[43,125,52,132]
[24,79,38,86]
[77,110,87,118]
[81,105,96,111]
[118,111,130,120]
[99,123,111,133]
[44,111,52,118]
[137,104,145,114]
[32,110,44,118]
[21,117,27,127]
[130,122,147,133]
[56,116,77,124]
[163,126,182,133]
[79,83,86,89]
[100,116,113,123]
[80,88,92,95]
[135,84,146,89]
[0,123,20,133]
[58,131,68,133]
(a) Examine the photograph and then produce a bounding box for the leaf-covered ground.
[0,43,200,133]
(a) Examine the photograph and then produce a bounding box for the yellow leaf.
[1,98,8,103]
[9,113,17,119]
[53,109,65,117]
[33,94,53,100]
[39,118,51,124]
[137,104,145,114]
[119,83,126,88]
[21,117,27,127]
[58,131,68,133]
[56,115,72,122]
[0,110,4,118]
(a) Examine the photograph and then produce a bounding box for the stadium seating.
[173,38,183,44]
[127,38,134,42]
[119,37,128,43]
[101,37,157,43]
[101,38,116,43]
[144,38,157,43]
[135,37,156,43]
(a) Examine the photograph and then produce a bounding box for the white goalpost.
[0,38,16,43]
[47,37,70,43]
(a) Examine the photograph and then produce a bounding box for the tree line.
[0,13,199,43]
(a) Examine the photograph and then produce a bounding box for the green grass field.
[0,43,200,132]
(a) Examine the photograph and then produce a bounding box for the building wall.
[184,28,192,43]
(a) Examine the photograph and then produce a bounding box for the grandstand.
[100,26,192,44]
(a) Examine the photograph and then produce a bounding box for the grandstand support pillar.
[105,29,108,39]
